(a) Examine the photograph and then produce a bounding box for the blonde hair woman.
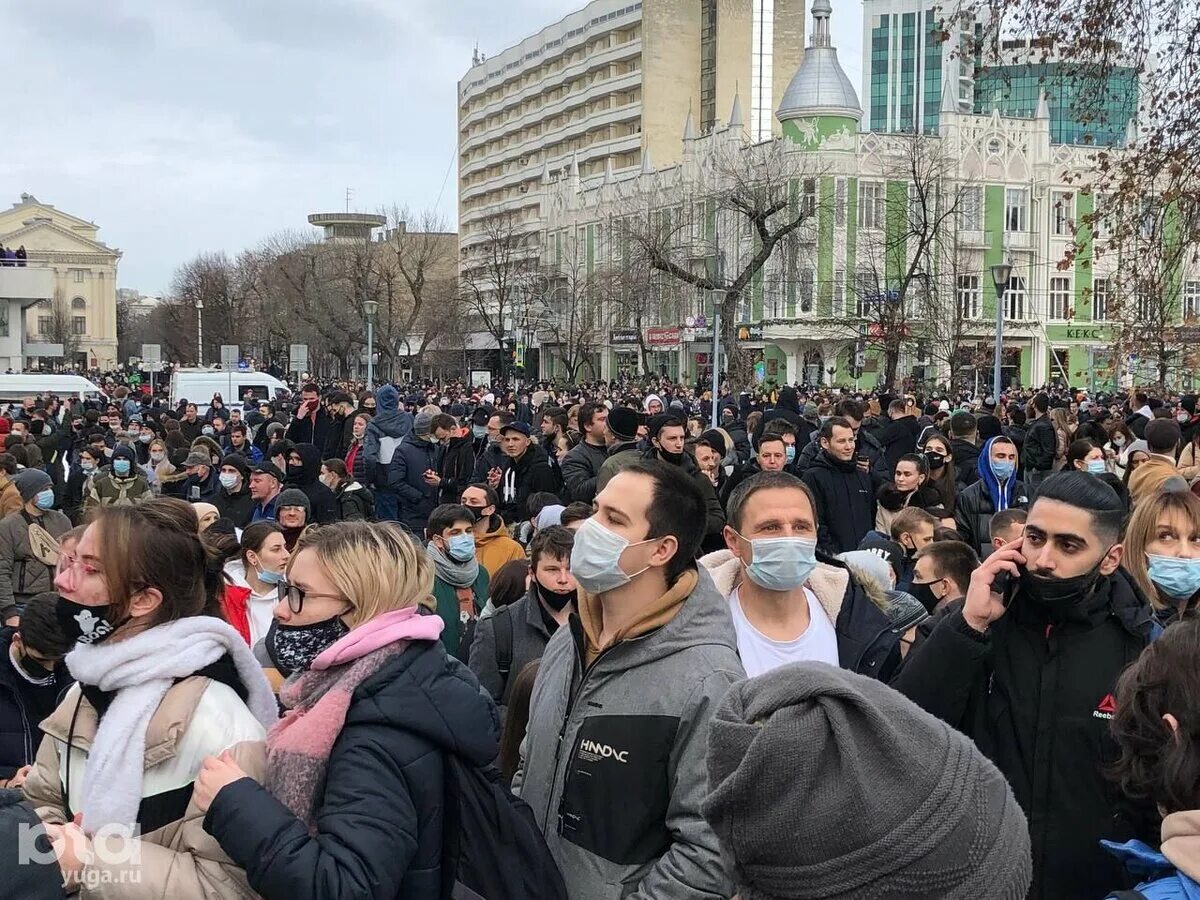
[1049,407,1074,471]
[193,521,499,899]
[1122,489,1200,626]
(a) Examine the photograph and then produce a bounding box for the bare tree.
[617,139,827,389]
[965,0,1200,258]
[459,211,539,359]
[840,134,970,389]
[37,288,82,369]
[534,230,604,382]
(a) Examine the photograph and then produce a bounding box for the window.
[908,183,924,229]
[1003,275,1027,319]
[859,182,885,230]
[71,296,86,310]
[1049,276,1071,319]
[1051,191,1073,236]
[959,186,982,231]
[957,274,980,319]
[1093,278,1110,321]
[855,271,878,317]
[1185,281,1200,320]
[835,179,846,227]
[1137,287,1155,321]
[72,270,84,284]
[799,267,814,312]
[72,316,86,336]
[37,316,51,336]
[1005,188,1028,232]
[833,269,845,316]
[801,179,817,217]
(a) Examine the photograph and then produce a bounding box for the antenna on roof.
[345,187,353,212]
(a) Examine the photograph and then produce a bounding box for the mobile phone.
[992,571,1017,607]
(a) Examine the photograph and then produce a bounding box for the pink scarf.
[264,607,444,829]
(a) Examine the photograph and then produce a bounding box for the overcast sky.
[6,0,863,294]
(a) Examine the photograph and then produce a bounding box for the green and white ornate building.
[531,0,1183,391]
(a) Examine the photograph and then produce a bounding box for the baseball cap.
[499,421,531,437]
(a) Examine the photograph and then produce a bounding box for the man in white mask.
[700,471,905,679]
[512,459,743,900]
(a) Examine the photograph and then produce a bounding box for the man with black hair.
[879,397,922,470]
[489,420,561,525]
[1128,417,1182,505]
[793,397,887,481]
[470,409,512,484]
[802,416,876,554]
[909,540,977,614]
[469,525,577,723]
[514,460,744,900]
[1126,390,1152,438]
[285,382,335,454]
[894,471,1158,899]
[641,414,725,546]
[461,482,524,578]
[949,411,982,488]
[1022,393,1057,494]
[561,401,609,503]
[425,503,490,658]
[720,431,790,506]
[0,593,72,786]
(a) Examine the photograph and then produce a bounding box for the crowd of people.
[0,246,27,267]
[0,372,1199,898]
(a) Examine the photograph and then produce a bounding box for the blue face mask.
[1147,554,1200,600]
[34,489,55,511]
[785,445,796,463]
[991,460,1015,481]
[737,533,818,591]
[112,459,131,477]
[257,568,285,586]
[446,533,476,563]
[1086,459,1106,475]
[570,517,654,594]
[471,424,487,439]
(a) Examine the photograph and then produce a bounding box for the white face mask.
[569,517,656,594]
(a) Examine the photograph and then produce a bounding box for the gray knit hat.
[703,663,1032,900]
[13,468,52,502]
[276,488,311,516]
[414,410,434,438]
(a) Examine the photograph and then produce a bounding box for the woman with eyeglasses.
[20,498,277,896]
[192,520,498,900]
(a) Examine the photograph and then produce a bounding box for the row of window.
[36,316,88,336]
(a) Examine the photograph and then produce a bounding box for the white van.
[0,374,108,408]
[170,369,291,414]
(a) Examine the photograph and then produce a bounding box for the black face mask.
[657,448,684,466]
[909,580,941,615]
[55,595,120,646]
[15,648,54,680]
[464,505,490,524]
[925,452,947,471]
[287,463,305,482]
[1019,565,1103,620]
[265,615,350,677]
[536,581,577,612]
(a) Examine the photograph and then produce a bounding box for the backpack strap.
[494,607,515,703]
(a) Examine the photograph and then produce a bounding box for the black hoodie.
[288,442,338,524]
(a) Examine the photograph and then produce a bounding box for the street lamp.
[990,258,1013,399]
[194,298,204,366]
[363,299,379,391]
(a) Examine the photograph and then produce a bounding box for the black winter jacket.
[802,451,876,555]
[216,484,255,528]
[468,584,558,723]
[497,445,561,524]
[391,436,444,534]
[204,639,499,900]
[285,407,336,458]
[795,429,890,485]
[0,628,72,780]
[879,416,922,470]
[560,439,607,504]
[953,478,1030,558]
[1023,415,1057,474]
[892,572,1159,900]
[438,433,477,505]
[287,443,338,524]
[951,438,981,488]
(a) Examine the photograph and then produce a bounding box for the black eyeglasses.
[276,580,347,614]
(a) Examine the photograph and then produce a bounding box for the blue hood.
[370,384,413,439]
[977,436,1017,512]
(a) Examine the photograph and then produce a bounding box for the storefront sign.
[682,328,713,342]
[737,324,764,342]
[610,328,640,345]
[647,326,682,348]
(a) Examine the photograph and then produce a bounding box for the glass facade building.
[974,62,1138,147]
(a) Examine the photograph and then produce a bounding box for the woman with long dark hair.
[22,499,276,895]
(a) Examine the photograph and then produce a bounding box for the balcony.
[0,264,53,308]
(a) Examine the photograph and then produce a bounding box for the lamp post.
[990,258,1013,399]
[363,299,379,390]
[194,298,204,366]
[710,289,726,428]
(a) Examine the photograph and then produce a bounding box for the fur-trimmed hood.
[698,549,891,625]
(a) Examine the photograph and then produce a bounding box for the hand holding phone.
[963,536,1026,634]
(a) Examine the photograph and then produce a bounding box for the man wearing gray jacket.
[514,459,744,900]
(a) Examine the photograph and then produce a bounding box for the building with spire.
[525,0,1197,390]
